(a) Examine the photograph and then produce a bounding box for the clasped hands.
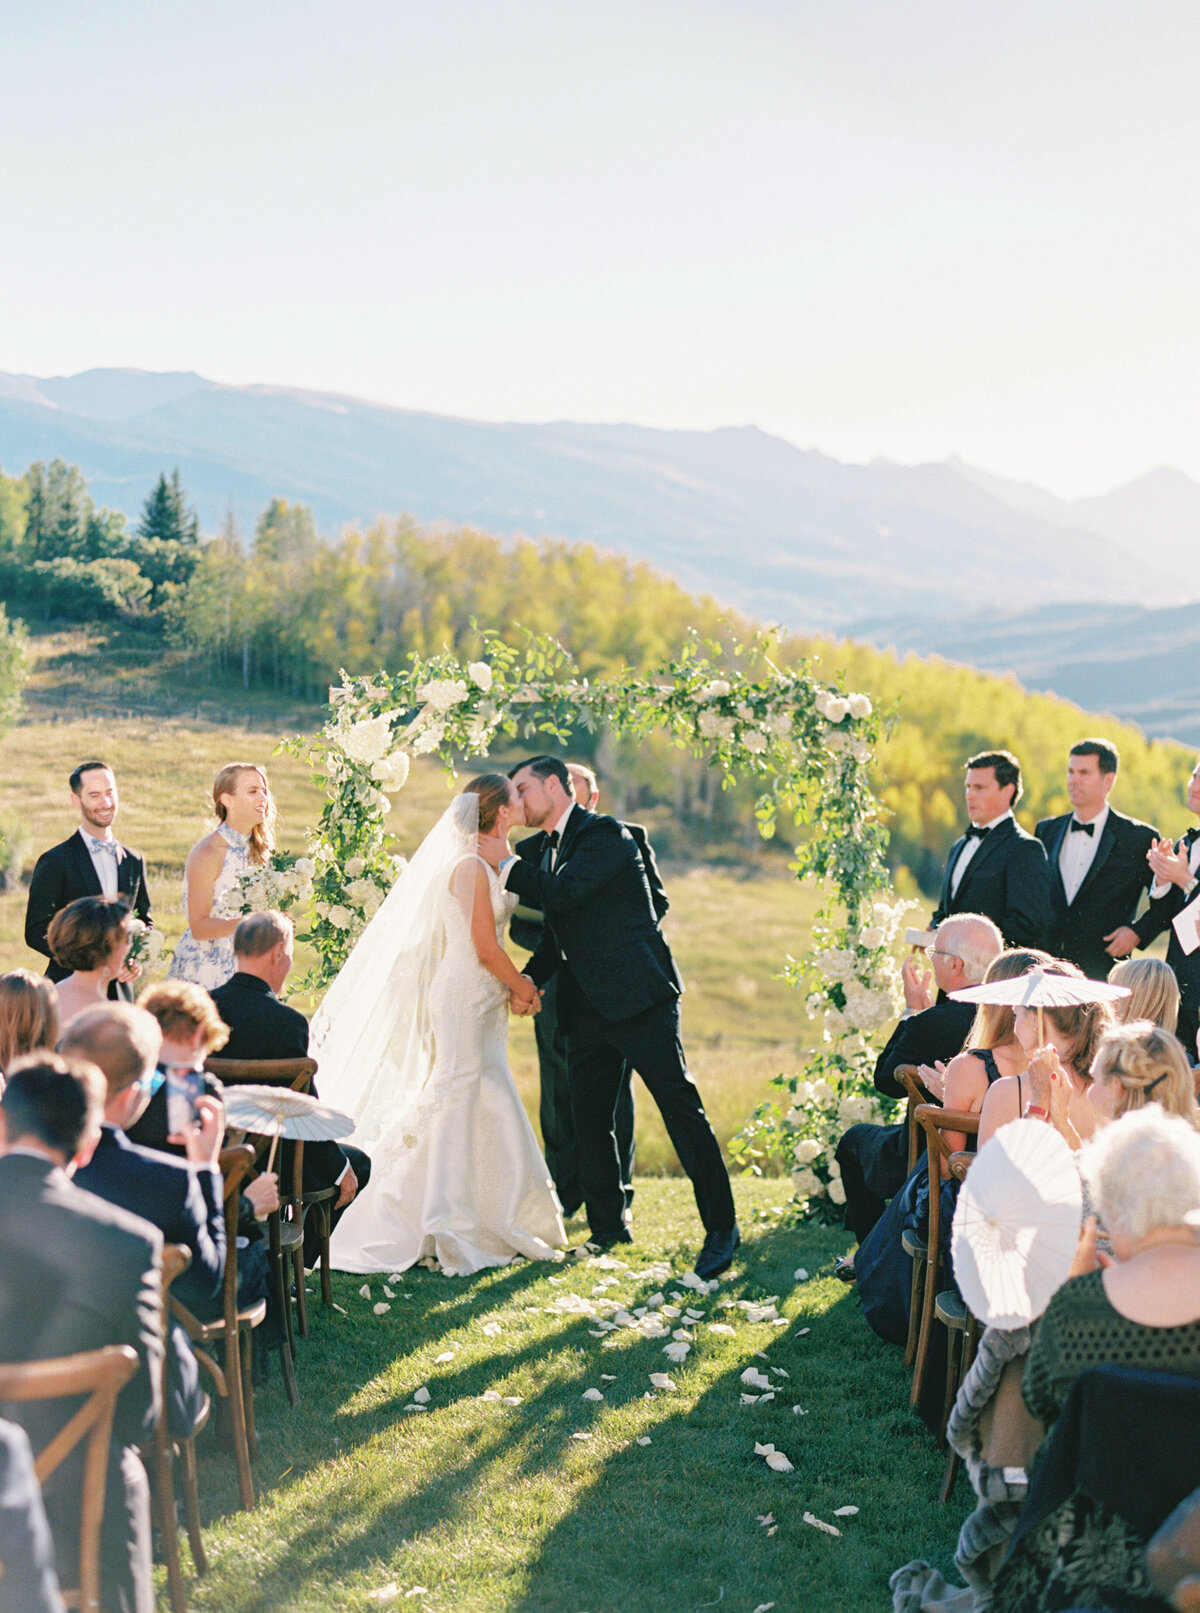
[509,978,542,1018]
[1025,1041,1081,1145]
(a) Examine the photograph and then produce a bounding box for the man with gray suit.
[0,1056,162,1613]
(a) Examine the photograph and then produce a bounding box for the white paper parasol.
[951,1119,1083,1328]
[221,1084,356,1175]
[950,967,1130,1043]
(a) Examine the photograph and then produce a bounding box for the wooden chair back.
[0,1344,139,1613]
[895,1065,936,1173]
[909,1104,980,1409]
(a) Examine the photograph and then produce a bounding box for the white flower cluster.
[416,678,469,713]
[127,918,165,970]
[338,714,394,766]
[214,856,316,919]
[813,689,872,723]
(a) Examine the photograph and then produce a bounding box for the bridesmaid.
[167,763,275,990]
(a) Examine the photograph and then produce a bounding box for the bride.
[311,773,566,1276]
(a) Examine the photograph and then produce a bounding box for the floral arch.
[283,630,908,1217]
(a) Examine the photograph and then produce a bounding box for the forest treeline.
[0,457,1195,889]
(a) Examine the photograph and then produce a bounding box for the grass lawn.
[183,1178,959,1613]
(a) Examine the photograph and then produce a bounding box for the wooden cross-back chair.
[170,1145,265,1511]
[910,1104,980,1416]
[0,1343,139,1613]
[895,1065,938,1174]
[205,1056,337,1341]
[143,1244,210,1612]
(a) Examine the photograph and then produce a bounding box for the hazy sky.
[2,1,1197,496]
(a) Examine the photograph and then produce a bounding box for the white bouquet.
[126,917,166,971]
[213,854,316,919]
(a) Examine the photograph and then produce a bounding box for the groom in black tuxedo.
[503,756,739,1278]
[932,749,1050,949]
[1035,738,1158,980]
[25,762,152,1001]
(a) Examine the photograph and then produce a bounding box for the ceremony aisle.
[184,1178,959,1613]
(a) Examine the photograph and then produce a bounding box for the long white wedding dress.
[312,796,565,1277]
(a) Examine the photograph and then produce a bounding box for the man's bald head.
[58,1003,162,1097]
[936,914,1003,987]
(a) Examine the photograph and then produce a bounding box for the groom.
[503,756,738,1279]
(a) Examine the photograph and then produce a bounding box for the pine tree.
[138,469,199,545]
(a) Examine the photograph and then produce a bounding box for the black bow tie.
[1069,819,1095,837]
[964,825,990,842]
[1185,827,1199,846]
[547,830,560,849]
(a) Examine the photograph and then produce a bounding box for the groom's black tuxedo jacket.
[25,829,152,985]
[509,819,668,951]
[931,816,1050,950]
[505,808,681,1025]
[1035,807,1158,980]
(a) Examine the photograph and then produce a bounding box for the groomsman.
[1035,739,1158,980]
[1119,756,1200,1057]
[932,749,1050,948]
[24,762,152,1001]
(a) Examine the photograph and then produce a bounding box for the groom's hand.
[510,978,541,1016]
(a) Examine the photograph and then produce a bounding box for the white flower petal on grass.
[645,1292,664,1308]
[435,1351,455,1364]
[366,1585,400,1603]
[636,1436,652,1446]
[794,1268,809,1282]
[404,1589,429,1600]
[754,1603,777,1612]
[548,1276,566,1285]
[796,1327,811,1336]
[792,1406,809,1416]
[502,1396,523,1405]
[765,1451,794,1473]
[478,1390,501,1402]
[601,1374,616,1382]
[770,1317,790,1328]
[358,1284,371,1299]
[770,1367,790,1379]
[649,1373,678,1391]
[671,1328,693,1342]
[754,1441,775,1455]
[684,1308,705,1321]
[402,1405,426,1414]
[741,1368,773,1391]
[741,1394,760,1405]
[383,1285,396,1299]
[412,1386,430,1404]
[571,1431,592,1441]
[706,1322,736,1337]
[332,1303,347,1315]
[760,1391,776,1403]
[481,1321,502,1337]
[834,1506,860,1517]
[582,1388,604,1401]
[803,1512,841,1536]
[756,1513,775,1526]
[588,1329,607,1338]
[662,1342,690,1364]
[373,1303,391,1316]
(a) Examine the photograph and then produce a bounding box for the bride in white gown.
[312,773,566,1276]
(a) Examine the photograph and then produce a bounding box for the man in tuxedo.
[211,911,372,1262]
[0,1055,162,1613]
[62,1004,224,1437]
[834,912,1001,1247]
[503,756,738,1278]
[511,762,661,1218]
[1035,738,1158,980]
[24,762,152,1002]
[932,749,1050,948]
[1118,756,1200,1058]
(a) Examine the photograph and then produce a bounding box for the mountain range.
[2,365,1199,741]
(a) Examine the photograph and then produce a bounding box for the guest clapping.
[46,896,135,1029]
[167,764,275,991]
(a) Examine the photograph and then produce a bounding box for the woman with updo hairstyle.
[0,969,59,1082]
[1108,955,1181,1035]
[1086,1020,1198,1128]
[47,896,134,1029]
[168,763,275,990]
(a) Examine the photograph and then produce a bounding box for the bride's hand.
[509,977,539,1016]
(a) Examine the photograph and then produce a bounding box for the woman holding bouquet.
[168,763,275,990]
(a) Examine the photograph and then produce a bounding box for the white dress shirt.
[78,827,121,897]
[950,809,1014,898]
[1058,804,1109,906]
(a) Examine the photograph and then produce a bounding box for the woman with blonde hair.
[168,763,275,990]
[0,969,59,1078]
[1086,1020,1198,1129]
[1108,955,1180,1034]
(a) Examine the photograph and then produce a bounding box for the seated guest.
[1109,954,1182,1034]
[834,914,1001,1254]
[129,982,278,1321]
[211,912,371,1263]
[1084,1021,1199,1129]
[0,1417,66,1613]
[977,964,1113,1150]
[46,896,134,1030]
[985,1108,1200,1613]
[0,970,58,1086]
[61,1005,224,1438]
[0,1055,162,1613]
